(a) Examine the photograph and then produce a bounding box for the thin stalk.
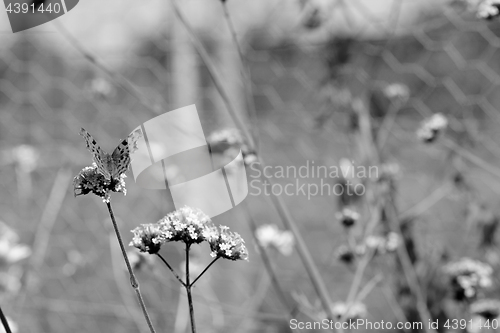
[156,253,186,287]
[52,20,163,114]
[185,243,197,333]
[220,0,259,148]
[106,202,156,333]
[339,249,374,327]
[246,211,294,315]
[169,0,336,323]
[385,200,435,333]
[442,138,500,182]
[190,257,219,287]
[0,305,12,333]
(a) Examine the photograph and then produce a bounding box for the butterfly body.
[80,128,142,180]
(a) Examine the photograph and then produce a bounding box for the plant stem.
[106,202,157,333]
[185,243,197,333]
[0,305,12,333]
[169,0,336,323]
[190,257,219,287]
[246,211,294,315]
[156,253,186,287]
[220,0,259,147]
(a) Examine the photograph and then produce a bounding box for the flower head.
[470,299,500,320]
[364,232,400,254]
[12,144,39,173]
[331,302,367,321]
[207,128,256,166]
[158,206,213,245]
[86,77,115,100]
[336,245,355,264]
[208,225,248,261]
[129,223,166,254]
[444,258,493,301]
[0,222,31,266]
[336,208,360,228]
[255,224,294,256]
[383,83,409,102]
[73,164,127,203]
[417,113,448,143]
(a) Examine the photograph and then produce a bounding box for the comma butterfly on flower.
[79,128,142,180]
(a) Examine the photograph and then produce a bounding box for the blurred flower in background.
[470,298,500,320]
[463,0,500,19]
[12,145,39,174]
[383,83,410,104]
[335,208,360,228]
[336,245,356,264]
[0,221,31,301]
[445,258,493,301]
[331,301,367,321]
[255,224,294,256]
[358,232,401,255]
[85,77,116,101]
[207,128,256,166]
[0,222,31,266]
[417,113,448,143]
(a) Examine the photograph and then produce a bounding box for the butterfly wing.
[110,128,143,178]
[79,128,112,179]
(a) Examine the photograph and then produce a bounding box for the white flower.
[331,302,367,320]
[255,224,294,256]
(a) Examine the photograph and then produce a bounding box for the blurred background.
[2,0,500,332]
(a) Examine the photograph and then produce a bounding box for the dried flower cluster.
[383,83,410,103]
[445,258,493,301]
[73,164,127,203]
[331,301,367,321]
[207,225,248,261]
[336,208,360,228]
[416,113,448,143]
[463,0,500,19]
[255,224,295,256]
[336,232,401,264]
[207,128,257,165]
[130,206,248,261]
[470,299,500,320]
[85,77,116,100]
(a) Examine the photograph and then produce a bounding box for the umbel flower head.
[129,223,165,254]
[158,206,213,244]
[208,225,248,261]
[444,258,493,301]
[73,163,127,203]
[416,113,448,143]
[129,206,249,261]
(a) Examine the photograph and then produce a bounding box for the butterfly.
[80,128,143,180]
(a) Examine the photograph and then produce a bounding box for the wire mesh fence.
[1,0,500,332]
